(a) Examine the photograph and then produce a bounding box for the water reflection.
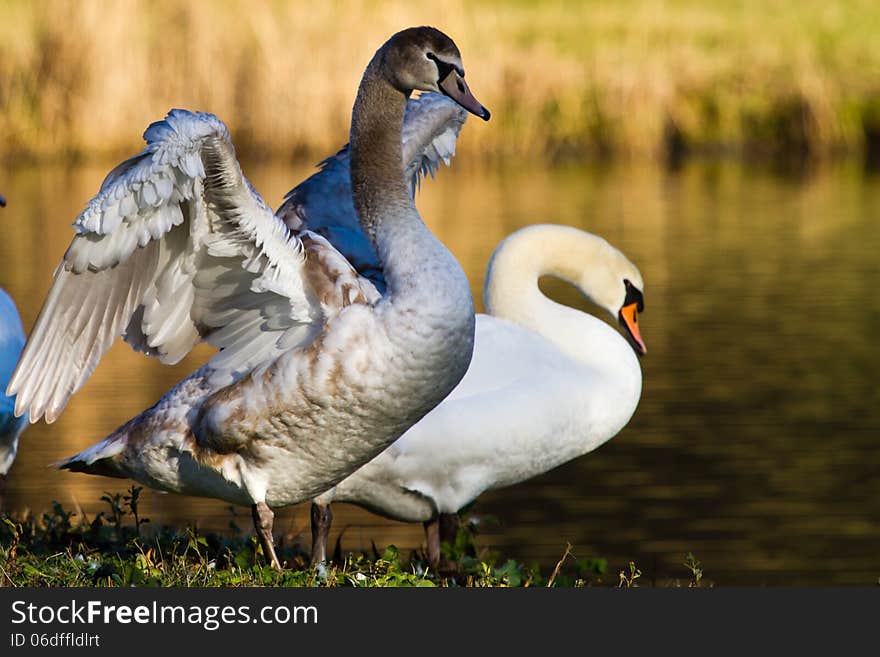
[0,158,877,585]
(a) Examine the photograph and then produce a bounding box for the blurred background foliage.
[1,0,879,164]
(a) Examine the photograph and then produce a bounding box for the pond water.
[1,155,878,585]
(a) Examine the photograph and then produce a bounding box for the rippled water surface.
[1,156,878,585]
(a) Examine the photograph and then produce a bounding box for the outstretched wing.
[8,110,325,424]
[276,92,467,293]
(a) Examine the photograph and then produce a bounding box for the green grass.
[0,487,710,588]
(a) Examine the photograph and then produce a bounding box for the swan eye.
[425,51,461,81]
[622,280,645,312]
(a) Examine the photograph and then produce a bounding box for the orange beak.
[618,302,646,356]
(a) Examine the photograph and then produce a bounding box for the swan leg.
[251,502,281,570]
[438,513,460,547]
[310,501,333,566]
[437,512,460,575]
[0,474,7,513]
[423,517,441,570]
[424,514,461,573]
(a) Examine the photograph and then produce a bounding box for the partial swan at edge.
[0,288,28,509]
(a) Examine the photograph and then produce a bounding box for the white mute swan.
[309,224,646,568]
[0,288,27,509]
[7,26,490,567]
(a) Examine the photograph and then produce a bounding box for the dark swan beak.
[439,70,491,121]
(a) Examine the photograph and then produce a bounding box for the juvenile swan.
[7,27,490,567]
[309,225,646,568]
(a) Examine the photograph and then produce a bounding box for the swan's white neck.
[484,225,642,431]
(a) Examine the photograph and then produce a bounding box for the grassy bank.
[0,487,708,587]
[1,1,879,163]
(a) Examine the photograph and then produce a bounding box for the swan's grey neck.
[349,57,412,247]
[347,52,473,325]
[345,46,476,429]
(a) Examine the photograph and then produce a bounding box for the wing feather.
[8,109,324,423]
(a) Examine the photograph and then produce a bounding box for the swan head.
[380,26,490,121]
[580,245,646,356]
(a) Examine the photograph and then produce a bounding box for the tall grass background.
[1,0,880,163]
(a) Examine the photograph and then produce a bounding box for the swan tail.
[56,434,129,479]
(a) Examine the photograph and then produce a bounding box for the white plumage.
[311,225,647,566]
[10,110,323,424]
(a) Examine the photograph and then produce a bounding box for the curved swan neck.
[483,225,641,386]
[484,225,615,326]
[349,56,413,246]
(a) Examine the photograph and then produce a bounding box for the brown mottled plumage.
[25,26,490,569]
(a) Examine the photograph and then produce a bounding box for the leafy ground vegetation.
[0,487,709,588]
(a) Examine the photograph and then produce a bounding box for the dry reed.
[1,0,879,163]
